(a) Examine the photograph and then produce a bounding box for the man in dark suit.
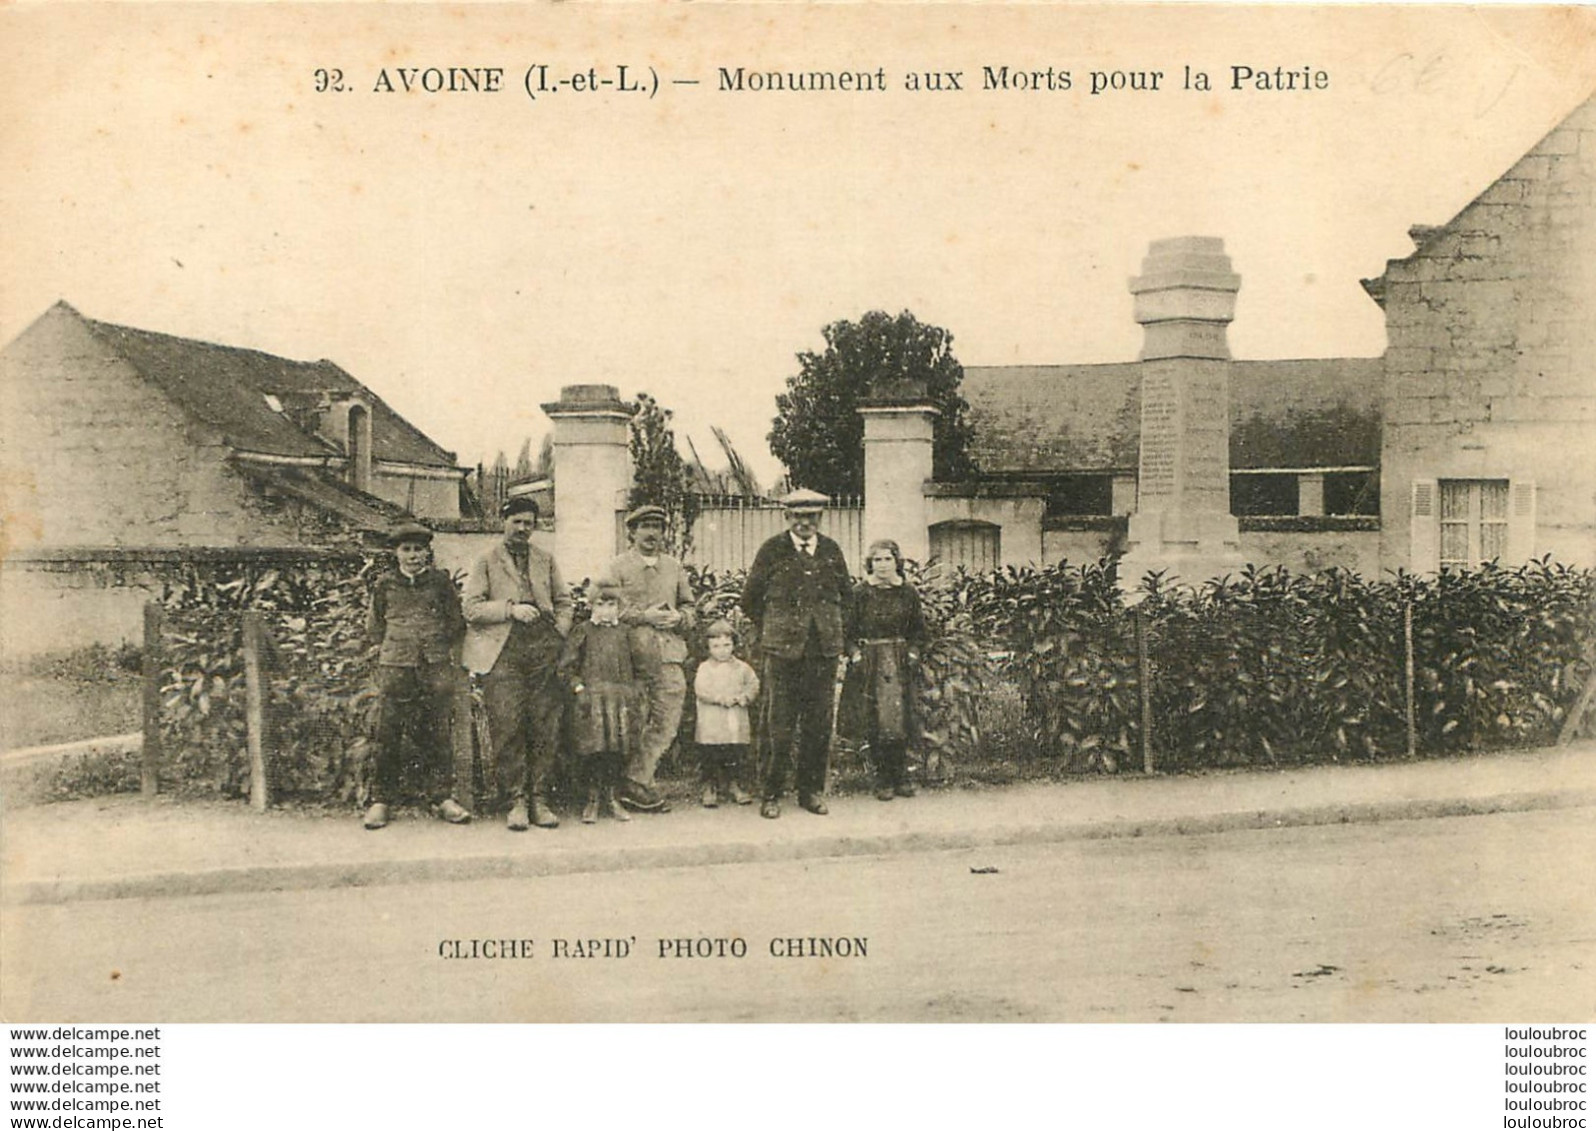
[740,488,852,818]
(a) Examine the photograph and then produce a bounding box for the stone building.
[1365,94,1595,574]
[869,91,1595,581]
[0,301,468,654]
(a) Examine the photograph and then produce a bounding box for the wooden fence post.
[1135,607,1154,775]
[140,602,163,797]
[242,610,271,811]
[1404,600,1418,759]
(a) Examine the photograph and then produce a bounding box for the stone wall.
[1378,96,1596,570]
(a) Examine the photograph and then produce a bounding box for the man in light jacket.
[463,496,573,831]
[599,504,697,812]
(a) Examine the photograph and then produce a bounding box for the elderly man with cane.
[740,488,852,818]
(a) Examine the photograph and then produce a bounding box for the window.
[1324,470,1379,516]
[1045,474,1113,517]
[346,403,372,492]
[1230,473,1298,516]
[1439,479,1508,569]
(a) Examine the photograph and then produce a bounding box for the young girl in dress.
[693,619,759,808]
[841,539,928,801]
[558,585,635,823]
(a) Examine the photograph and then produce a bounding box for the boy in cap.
[363,523,470,829]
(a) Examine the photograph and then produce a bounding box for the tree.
[768,310,976,497]
[627,392,701,554]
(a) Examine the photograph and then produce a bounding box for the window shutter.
[1409,479,1439,573]
[1506,479,1536,564]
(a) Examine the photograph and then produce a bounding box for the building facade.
[0,302,469,654]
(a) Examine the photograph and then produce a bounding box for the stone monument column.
[859,382,937,564]
[1119,236,1244,591]
[541,384,632,583]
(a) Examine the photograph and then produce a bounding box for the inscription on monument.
[1139,371,1181,502]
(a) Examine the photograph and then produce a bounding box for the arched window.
[346,403,372,492]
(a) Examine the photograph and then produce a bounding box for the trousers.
[481,621,565,802]
[372,662,457,804]
[758,652,838,801]
[626,661,686,788]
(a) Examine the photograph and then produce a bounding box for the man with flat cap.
[463,496,573,831]
[599,504,697,812]
[363,522,468,829]
[740,488,852,818]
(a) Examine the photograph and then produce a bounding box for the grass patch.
[0,645,143,751]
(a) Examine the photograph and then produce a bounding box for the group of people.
[361,490,926,831]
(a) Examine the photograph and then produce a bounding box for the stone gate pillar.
[860,382,937,565]
[541,384,631,583]
[1119,237,1244,592]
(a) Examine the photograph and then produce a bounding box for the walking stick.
[755,654,776,794]
[825,654,847,793]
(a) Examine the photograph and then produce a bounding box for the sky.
[3,4,1594,486]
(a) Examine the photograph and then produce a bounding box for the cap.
[387,522,434,548]
[625,504,669,529]
[501,496,540,520]
[780,487,829,513]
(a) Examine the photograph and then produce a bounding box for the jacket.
[462,540,574,674]
[740,532,852,660]
[366,567,465,667]
[599,548,697,667]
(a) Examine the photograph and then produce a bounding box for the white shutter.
[1410,479,1440,574]
[1506,479,1537,564]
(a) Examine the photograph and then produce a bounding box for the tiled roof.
[76,307,458,468]
[963,357,1383,474]
[237,464,412,535]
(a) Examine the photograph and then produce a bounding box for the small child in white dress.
[693,620,759,808]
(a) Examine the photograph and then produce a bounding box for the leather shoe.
[760,798,781,819]
[581,793,599,825]
[506,801,530,831]
[433,798,472,824]
[530,797,560,829]
[620,781,669,813]
[701,783,719,809]
[362,803,389,830]
[725,781,753,806]
[799,795,829,816]
[894,782,917,798]
[875,786,896,802]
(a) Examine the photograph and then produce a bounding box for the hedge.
[963,557,1595,771]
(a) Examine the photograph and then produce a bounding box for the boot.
[506,800,530,832]
[604,786,631,822]
[581,788,600,825]
[530,795,560,829]
[723,774,752,806]
[701,775,719,809]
